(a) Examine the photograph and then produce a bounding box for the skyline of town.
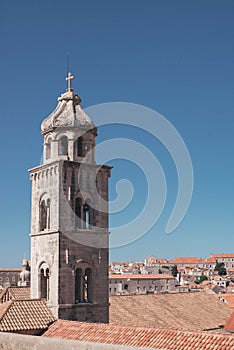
[1,3,234,348]
[1,1,234,267]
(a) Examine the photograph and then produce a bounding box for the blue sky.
[0,0,234,267]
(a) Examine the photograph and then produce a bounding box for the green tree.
[195,275,208,284]
[215,262,227,276]
[171,265,178,277]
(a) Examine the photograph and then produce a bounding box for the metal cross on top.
[66,72,74,91]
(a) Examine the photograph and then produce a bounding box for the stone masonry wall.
[0,332,148,350]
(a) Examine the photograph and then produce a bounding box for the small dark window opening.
[46,139,51,159]
[40,199,50,231]
[77,137,83,157]
[75,268,83,303]
[40,200,47,231]
[75,198,82,229]
[59,136,68,156]
[84,199,92,229]
[41,268,49,300]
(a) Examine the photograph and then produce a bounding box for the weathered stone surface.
[0,332,144,350]
[29,76,111,323]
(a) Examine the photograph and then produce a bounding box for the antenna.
[66,51,70,75]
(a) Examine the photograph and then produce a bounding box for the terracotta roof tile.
[212,294,234,308]
[169,257,202,264]
[109,274,174,279]
[109,293,232,331]
[225,310,234,332]
[111,262,124,265]
[0,287,31,303]
[0,268,21,272]
[211,254,234,259]
[43,319,234,349]
[0,299,55,332]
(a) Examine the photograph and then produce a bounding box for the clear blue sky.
[0,0,234,267]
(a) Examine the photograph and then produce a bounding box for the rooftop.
[109,292,232,331]
[0,268,21,271]
[169,257,203,264]
[225,310,234,333]
[0,287,30,303]
[212,294,234,309]
[211,254,234,259]
[43,319,234,350]
[0,299,55,332]
[109,274,175,280]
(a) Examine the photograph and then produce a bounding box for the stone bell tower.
[29,73,111,323]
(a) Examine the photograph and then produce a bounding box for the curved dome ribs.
[40,73,96,164]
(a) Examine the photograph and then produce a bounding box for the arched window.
[39,264,50,300]
[75,197,92,229]
[40,197,50,231]
[75,265,93,304]
[45,138,51,159]
[59,136,68,156]
[40,200,47,231]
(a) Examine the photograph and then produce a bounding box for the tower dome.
[41,73,95,135]
[41,73,97,164]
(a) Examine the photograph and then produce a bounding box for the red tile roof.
[225,310,234,332]
[43,319,234,349]
[0,268,21,272]
[206,257,216,263]
[109,274,174,280]
[145,256,168,264]
[0,287,30,303]
[0,299,55,332]
[212,294,234,308]
[109,293,232,331]
[211,254,234,259]
[111,262,124,265]
[169,257,202,264]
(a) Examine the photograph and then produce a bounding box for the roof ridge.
[12,298,42,302]
[43,319,234,349]
[8,286,30,289]
[0,300,13,321]
[0,287,9,300]
[53,319,230,336]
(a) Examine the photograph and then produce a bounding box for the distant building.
[210,254,234,270]
[0,268,21,288]
[109,274,176,295]
[144,255,168,266]
[110,262,125,274]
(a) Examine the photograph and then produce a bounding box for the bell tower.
[29,73,111,323]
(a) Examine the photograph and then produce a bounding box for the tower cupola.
[41,73,97,164]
